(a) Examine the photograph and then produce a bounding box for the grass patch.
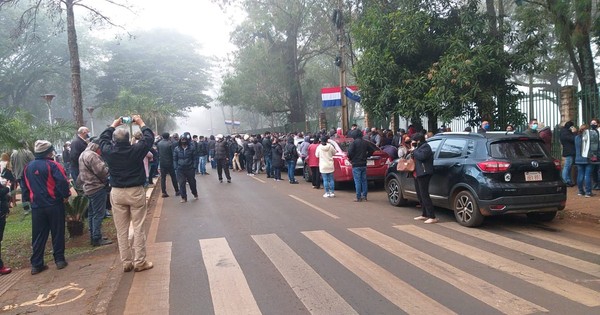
[2,204,117,270]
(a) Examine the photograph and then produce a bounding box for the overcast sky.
[92,0,241,136]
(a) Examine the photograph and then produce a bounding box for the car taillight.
[553,159,561,170]
[477,161,511,173]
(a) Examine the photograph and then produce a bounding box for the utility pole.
[334,1,348,133]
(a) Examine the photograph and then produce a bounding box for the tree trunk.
[285,29,305,126]
[66,0,84,127]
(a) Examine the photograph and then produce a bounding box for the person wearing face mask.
[477,120,490,134]
[582,118,600,189]
[560,121,577,186]
[524,119,540,137]
[69,126,90,186]
[410,133,437,224]
[173,132,199,203]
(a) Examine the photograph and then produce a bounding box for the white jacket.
[315,143,336,174]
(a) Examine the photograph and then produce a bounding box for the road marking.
[252,234,358,315]
[302,230,456,314]
[350,227,546,315]
[289,195,339,219]
[2,283,86,311]
[503,226,600,255]
[395,225,600,307]
[124,242,172,315]
[200,238,262,315]
[251,176,266,183]
[440,223,600,278]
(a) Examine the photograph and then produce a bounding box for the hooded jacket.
[173,138,198,170]
[78,142,109,196]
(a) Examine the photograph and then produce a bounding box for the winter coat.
[560,127,576,157]
[78,142,109,196]
[262,137,272,157]
[197,140,209,156]
[283,138,298,161]
[413,142,434,177]
[157,138,175,167]
[243,141,255,158]
[253,142,264,161]
[315,143,336,174]
[173,144,198,170]
[10,148,34,181]
[271,143,284,168]
[306,143,320,167]
[347,138,374,167]
[70,135,89,169]
[214,140,229,160]
[299,137,310,158]
[99,126,154,188]
[575,135,589,165]
[22,157,71,208]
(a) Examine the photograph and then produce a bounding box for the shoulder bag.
[397,153,415,172]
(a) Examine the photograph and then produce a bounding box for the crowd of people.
[1,115,594,277]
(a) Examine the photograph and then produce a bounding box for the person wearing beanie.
[347,129,375,202]
[22,140,71,275]
[98,115,155,273]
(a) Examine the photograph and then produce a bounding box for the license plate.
[367,160,375,166]
[525,171,542,181]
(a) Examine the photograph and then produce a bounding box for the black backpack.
[284,144,295,160]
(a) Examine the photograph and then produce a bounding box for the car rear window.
[489,140,549,159]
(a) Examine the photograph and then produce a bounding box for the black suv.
[385,132,567,227]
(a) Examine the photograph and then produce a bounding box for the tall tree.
[0,0,132,127]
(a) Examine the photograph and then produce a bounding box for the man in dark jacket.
[214,134,231,183]
[560,121,577,186]
[347,130,375,201]
[157,133,180,197]
[69,126,90,185]
[22,140,71,275]
[283,136,299,184]
[173,132,198,202]
[98,115,154,273]
[197,136,210,175]
[262,132,273,178]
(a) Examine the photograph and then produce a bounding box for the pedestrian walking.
[22,140,71,275]
[98,115,155,272]
[348,130,375,201]
[214,134,232,183]
[410,133,437,223]
[173,132,199,202]
[315,136,336,197]
[157,133,180,198]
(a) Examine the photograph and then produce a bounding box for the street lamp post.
[86,107,95,136]
[41,94,56,131]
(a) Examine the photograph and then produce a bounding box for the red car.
[303,137,391,184]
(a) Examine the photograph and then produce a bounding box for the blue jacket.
[574,135,589,165]
[22,158,71,209]
[173,144,197,170]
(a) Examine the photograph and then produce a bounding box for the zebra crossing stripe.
[502,226,600,255]
[349,227,547,315]
[252,234,358,315]
[395,225,600,307]
[440,223,600,278]
[302,230,457,314]
[199,238,262,315]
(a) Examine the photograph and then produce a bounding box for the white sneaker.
[329,193,335,198]
[323,193,329,198]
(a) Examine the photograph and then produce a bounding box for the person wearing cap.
[22,140,71,275]
[78,141,112,247]
[173,132,198,202]
[98,115,155,273]
[214,134,232,183]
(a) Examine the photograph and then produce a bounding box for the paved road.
[108,172,600,315]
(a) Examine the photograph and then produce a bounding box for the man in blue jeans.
[262,132,273,177]
[347,130,374,201]
[559,121,576,186]
[284,136,299,184]
[78,141,112,247]
[197,136,209,175]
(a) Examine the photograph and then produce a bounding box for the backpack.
[284,144,295,160]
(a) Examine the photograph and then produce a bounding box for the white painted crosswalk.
[127,223,600,314]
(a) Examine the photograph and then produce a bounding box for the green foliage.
[65,195,89,223]
[96,29,212,112]
[0,108,76,151]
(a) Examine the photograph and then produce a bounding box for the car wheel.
[453,190,484,227]
[303,165,311,182]
[386,176,407,207]
[526,211,557,222]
